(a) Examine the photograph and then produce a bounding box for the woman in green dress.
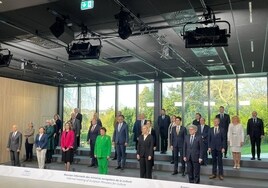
[94,127,112,174]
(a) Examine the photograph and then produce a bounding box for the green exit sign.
[81,0,94,10]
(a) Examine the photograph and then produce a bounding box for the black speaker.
[0,49,12,67]
[49,20,64,38]
[49,18,74,44]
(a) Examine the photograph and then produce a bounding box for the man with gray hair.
[7,125,22,166]
[183,124,203,184]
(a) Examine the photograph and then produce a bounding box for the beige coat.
[228,123,244,147]
[24,128,35,144]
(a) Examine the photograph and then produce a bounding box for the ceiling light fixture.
[0,1,2,4]
[249,2,253,23]
[252,61,254,68]
[115,9,133,40]
[250,40,254,52]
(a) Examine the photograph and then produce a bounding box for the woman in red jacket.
[61,122,75,171]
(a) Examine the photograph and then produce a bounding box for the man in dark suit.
[113,115,129,170]
[192,113,201,126]
[87,118,101,167]
[158,109,171,154]
[247,111,264,160]
[183,125,203,184]
[208,118,226,180]
[92,112,102,127]
[215,106,230,158]
[71,112,81,150]
[7,125,22,166]
[197,117,209,165]
[170,116,187,176]
[74,108,83,147]
[133,113,147,150]
[137,125,154,179]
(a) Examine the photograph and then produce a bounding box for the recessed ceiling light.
[207,59,215,62]
[0,1,3,4]
[249,2,253,23]
[250,40,254,52]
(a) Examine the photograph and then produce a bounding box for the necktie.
[221,114,223,119]
[12,132,16,137]
[254,118,256,124]
[190,135,194,145]
[201,125,204,134]
[118,123,122,132]
[176,126,179,135]
[214,127,218,134]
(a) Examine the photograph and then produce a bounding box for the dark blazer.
[137,134,154,158]
[133,119,147,142]
[72,118,81,135]
[208,127,226,151]
[158,115,171,138]
[197,124,210,144]
[35,134,48,149]
[87,124,101,144]
[76,112,83,129]
[149,128,157,147]
[183,135,203,162]
[55,119,62,134]
[7,131,22,151]
[170,126,187,148]
[216,113,230,133]
[113,122,129,144]
[247,118,264,137]
[192,119,200,126]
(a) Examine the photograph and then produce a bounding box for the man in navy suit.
[197,118,209,165]
[158,109,171,154]
[183,125,203,184]
[113,115,129,170]
[208,118,226,180]
[87,118,101,167]
[133,113,147,150]
[247,111,264,160]
[170,116,187,176]
[215,106,230,158]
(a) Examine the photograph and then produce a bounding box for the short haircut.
[200,117,205,121]
[189,124,197,131]
[146,120,152,124]
[119,115,125,119]
[196,113,201,117]
[100,127,107,132]
[219,106,224,109]
[162,109,166,112]
[176,116,182,121]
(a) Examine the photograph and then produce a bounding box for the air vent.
[104,55,140,64]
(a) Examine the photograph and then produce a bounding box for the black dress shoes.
[115,166,121,170]
[258,158,261,161]
[172,171,178,175]
[88,164,95,167]
[251,157,255,160]
[182,172,186,177]
[170,161,174,164]
[112,158,117,160]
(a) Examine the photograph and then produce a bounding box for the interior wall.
[0,77,58,164]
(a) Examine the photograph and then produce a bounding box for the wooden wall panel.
[0,77,57,164]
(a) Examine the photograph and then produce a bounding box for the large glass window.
[80,86,96,146]
[184,80,208,126]
[162,82,182,116]
[63,87,78,123]
[238,77,268,156]
[138,83,154,122]
[118,84,137,147]
[210,79,236,125]
[99,85,115,137]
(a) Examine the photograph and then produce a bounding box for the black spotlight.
[115,10,132,40]
[0,48,13,67]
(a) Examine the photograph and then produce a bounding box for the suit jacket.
[149,128,157,147]
[72,118,81,135]
[24,128,35,144]
[216,113,230,133]
[61,130,75,149]
[87,124,101,144]
[170,126,187,148]
[76,113,83,129]
[7,131,22,151]
[133,119,147,142]
[192,119,201,126]
[35,134,48,149]
[95,135,112,158]
[183,135,203,162]
[208,127,226,151]
[137,134,154,158]
[247,118,264,137]
[113,122,129,144]
[55,119,62,134]
[158,115,171,138]
[197,124,210,144]
[45,125,55,150]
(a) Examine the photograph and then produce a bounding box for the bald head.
[12,125,18,132]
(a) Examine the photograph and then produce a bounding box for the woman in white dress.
[228,116,244,169]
